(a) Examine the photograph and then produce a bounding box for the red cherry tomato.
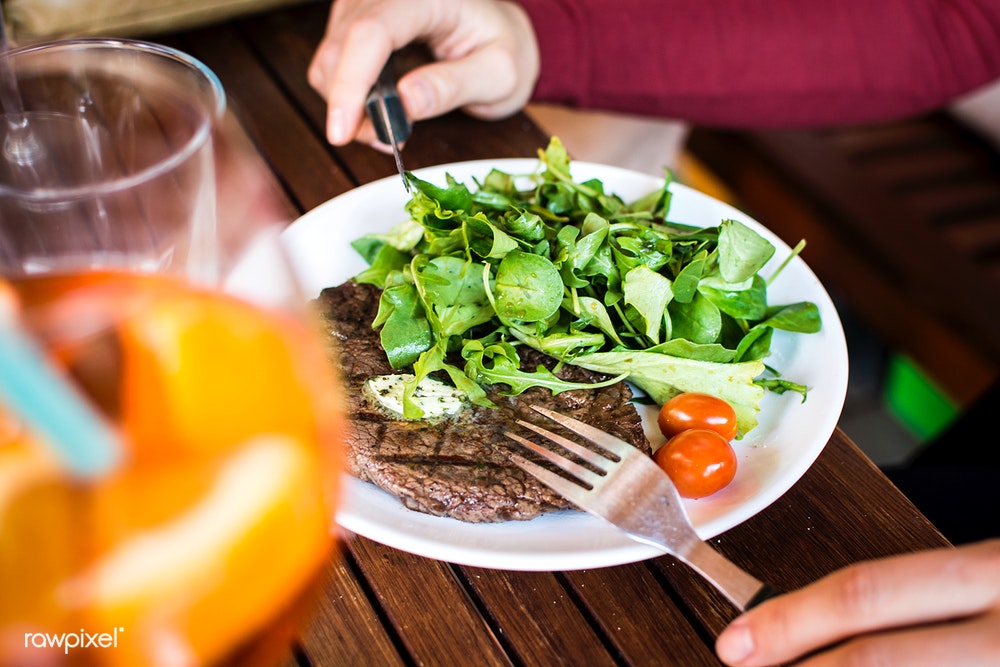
[657,392,738,441]
[653,429,737,499]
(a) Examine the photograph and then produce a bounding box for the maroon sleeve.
[515,0,1000,128]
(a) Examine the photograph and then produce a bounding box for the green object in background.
[884,354,959,442]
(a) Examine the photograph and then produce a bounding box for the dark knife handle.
[365,55,413,145]
[744,583,782,610]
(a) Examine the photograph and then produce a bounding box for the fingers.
[716,540,1000,666]
[797,612,1000,667]
[308,0,421,94]
[307,0,539,148]
[399,1,538,121]
[397,47,522,122]
[310,18,396,144]
[309,0,432,145]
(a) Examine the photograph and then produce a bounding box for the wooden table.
[154,4,951,665]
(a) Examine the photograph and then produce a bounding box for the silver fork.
[505,404,779,611]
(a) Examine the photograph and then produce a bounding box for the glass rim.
[0,37,227,200]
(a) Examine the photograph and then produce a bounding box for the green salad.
[350,138,820,436]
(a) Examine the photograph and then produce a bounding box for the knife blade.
[366,55,412,191]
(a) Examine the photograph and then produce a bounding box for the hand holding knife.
[365,52,413,191]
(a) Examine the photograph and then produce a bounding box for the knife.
[365,54,412,191]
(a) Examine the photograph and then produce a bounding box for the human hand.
[307,0,539,151]
[715,539,1000,666]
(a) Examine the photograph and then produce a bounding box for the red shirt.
[517,0,1000,128]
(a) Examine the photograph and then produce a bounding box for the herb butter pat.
[363,374,468,420]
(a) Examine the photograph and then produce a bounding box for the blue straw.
[0,319,122,478]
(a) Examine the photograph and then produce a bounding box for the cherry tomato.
[657,392,738,441]
[653,429,737,499]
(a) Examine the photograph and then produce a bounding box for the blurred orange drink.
[0,270,345,666]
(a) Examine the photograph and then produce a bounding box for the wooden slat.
[346,536,512,666]
[296,545,407,667]
[941,215,1000,256]
[564,563,723,665]
[239,2,332,131]
[902,182,1000,217]
[456,567,619,666]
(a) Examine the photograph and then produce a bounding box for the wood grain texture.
[456,567,620,667]
[296,546,407,667]
[564,563,723,666]
[346,536,512,666]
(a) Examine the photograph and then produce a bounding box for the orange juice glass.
[0,39,344,666]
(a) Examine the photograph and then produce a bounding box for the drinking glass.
[0,39,344,666]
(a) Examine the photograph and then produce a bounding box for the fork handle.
[681,541,781,611]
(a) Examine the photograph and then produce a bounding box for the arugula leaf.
[414,256,494,337]
[374,282,434,369]
[353,242,410,287]
[698,273,768,320]
[718,219,775,282]
[760,302,822,333]
[568,350,766,436]
[566,295,623,346]
[491,250,563,322]
[466,215,520,259]
[462,340,627,396]
[623,265,673,343]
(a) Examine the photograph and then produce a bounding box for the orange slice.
[110,280,325,462]
[66,435,331,667]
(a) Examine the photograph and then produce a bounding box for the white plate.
[277,159,849,571]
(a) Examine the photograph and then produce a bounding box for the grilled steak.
[314,281,650,523]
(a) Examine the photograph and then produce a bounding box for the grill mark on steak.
[314,281,650,523]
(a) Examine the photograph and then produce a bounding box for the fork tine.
[507,452,591,508]
[514,419,610,469]
[504,430,604,488]
[528,404,634,459]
